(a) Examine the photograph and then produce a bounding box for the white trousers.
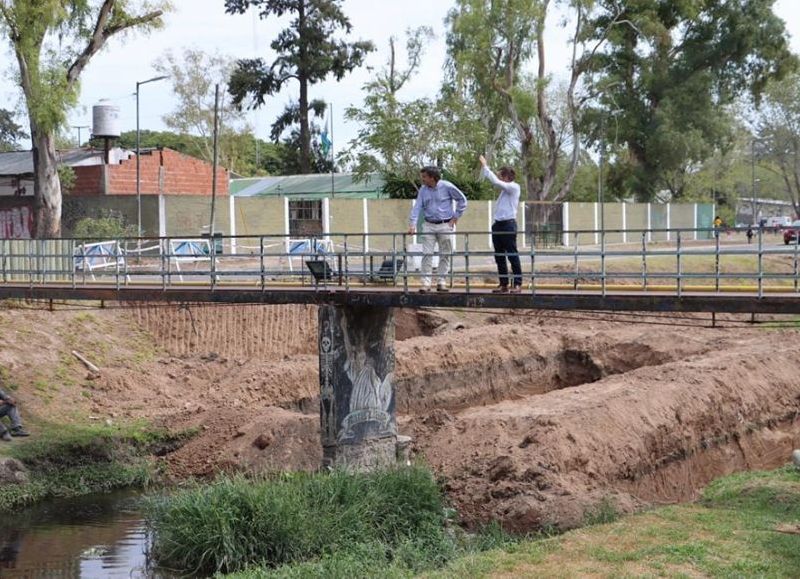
[420,221,454,288]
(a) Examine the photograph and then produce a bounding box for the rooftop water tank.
[92,102,121,138]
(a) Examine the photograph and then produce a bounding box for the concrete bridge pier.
[318,304,398,471]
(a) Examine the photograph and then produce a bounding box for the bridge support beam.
[318,304,397,471]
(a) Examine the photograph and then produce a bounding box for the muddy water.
[0,492,171,578]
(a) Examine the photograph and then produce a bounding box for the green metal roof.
[230,172,385,199]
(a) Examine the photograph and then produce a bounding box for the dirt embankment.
[1,302,799,532]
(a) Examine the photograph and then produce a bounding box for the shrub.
[72,211,136,240]
[147,466,451,575]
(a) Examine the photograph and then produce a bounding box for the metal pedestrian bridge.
[1,227,799,314]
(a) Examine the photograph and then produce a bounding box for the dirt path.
[1,301,798,531]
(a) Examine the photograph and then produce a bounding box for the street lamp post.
[136,75,168,238]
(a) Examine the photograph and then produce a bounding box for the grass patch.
[426,465,800,578]
[0,421,192,512]
[147,466,519,577]
[583,496,621,526]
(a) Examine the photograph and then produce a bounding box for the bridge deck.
[0,282,797,314]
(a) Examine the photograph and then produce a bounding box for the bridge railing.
[0,225,798,296]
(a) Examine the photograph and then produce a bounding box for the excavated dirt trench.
[127,307,799,533]
[3,303,797,533]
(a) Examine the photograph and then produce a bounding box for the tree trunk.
[297,0,311,174]
[31,125,61,238]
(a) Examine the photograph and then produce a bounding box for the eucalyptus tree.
[586,0,796,201]
[755,72,800,217]
[0,0,168,236]
[224,0,374,174]
[445,0,614,224]
[343,27,446,183]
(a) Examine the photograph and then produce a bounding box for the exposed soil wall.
[2,302,799,534]
[127,303,318,359]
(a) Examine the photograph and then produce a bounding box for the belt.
[493,218,516,224]
[425,218,451,224]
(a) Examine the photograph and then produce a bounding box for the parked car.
[783,220,800,244]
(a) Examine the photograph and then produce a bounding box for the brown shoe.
[509,286,522,294]
[492,286,509,294]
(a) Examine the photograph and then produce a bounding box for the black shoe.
[10,428,30,437]
[436,285,450,293]
[419,287,431,294]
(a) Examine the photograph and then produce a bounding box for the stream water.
[0,491,172,578]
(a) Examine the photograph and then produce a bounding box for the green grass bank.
[145,464,800,578]
[0,421,189,512]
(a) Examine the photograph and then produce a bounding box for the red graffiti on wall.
[0,206,33,239]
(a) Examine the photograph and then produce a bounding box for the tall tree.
[0,109,28,151]
[153,48,252,174]
[0,1,167,237]
[445,0,607,225]
[586,0,796,201]
[224,0,373,174]
[755,72,800,217]
[343,27,445,182]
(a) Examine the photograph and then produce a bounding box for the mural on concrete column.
[338,307,394,442]
[319,314,337,447]
[319,305,396,448]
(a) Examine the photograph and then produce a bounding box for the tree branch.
[67,2,163,87]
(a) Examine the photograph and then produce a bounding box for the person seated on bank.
[407,166,468,293]
[479,155,523,293]
[0,387,30,441]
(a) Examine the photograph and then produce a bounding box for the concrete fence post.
[319,304,398,471]
[229,195,237,255]
[283,197,290,253]
[667,203,672,242]
[563,202,570,247]
[622,203,627,244]
[322,198,331,239]
[158,194,166,238]
[362,198,369,253]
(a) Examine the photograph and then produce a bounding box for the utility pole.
[209,84,221,237]
[330,103,335,199]
[598,116,605,235]
[751,138,756,226]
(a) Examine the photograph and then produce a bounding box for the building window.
[289,200,323,237]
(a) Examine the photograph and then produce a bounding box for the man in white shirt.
[479,155,522,293]
[408,166,468,293]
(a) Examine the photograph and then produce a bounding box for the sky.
[3,0,800,154]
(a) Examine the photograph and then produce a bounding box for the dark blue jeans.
[491,219,522,287]
[0,403,22,434]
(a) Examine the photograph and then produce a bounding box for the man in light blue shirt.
[407,166,468,292]
[480,155,522,292]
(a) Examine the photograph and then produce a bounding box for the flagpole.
[330,102,335,199]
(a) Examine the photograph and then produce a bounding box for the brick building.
[71,147,229,196]
[0,147,229,198]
